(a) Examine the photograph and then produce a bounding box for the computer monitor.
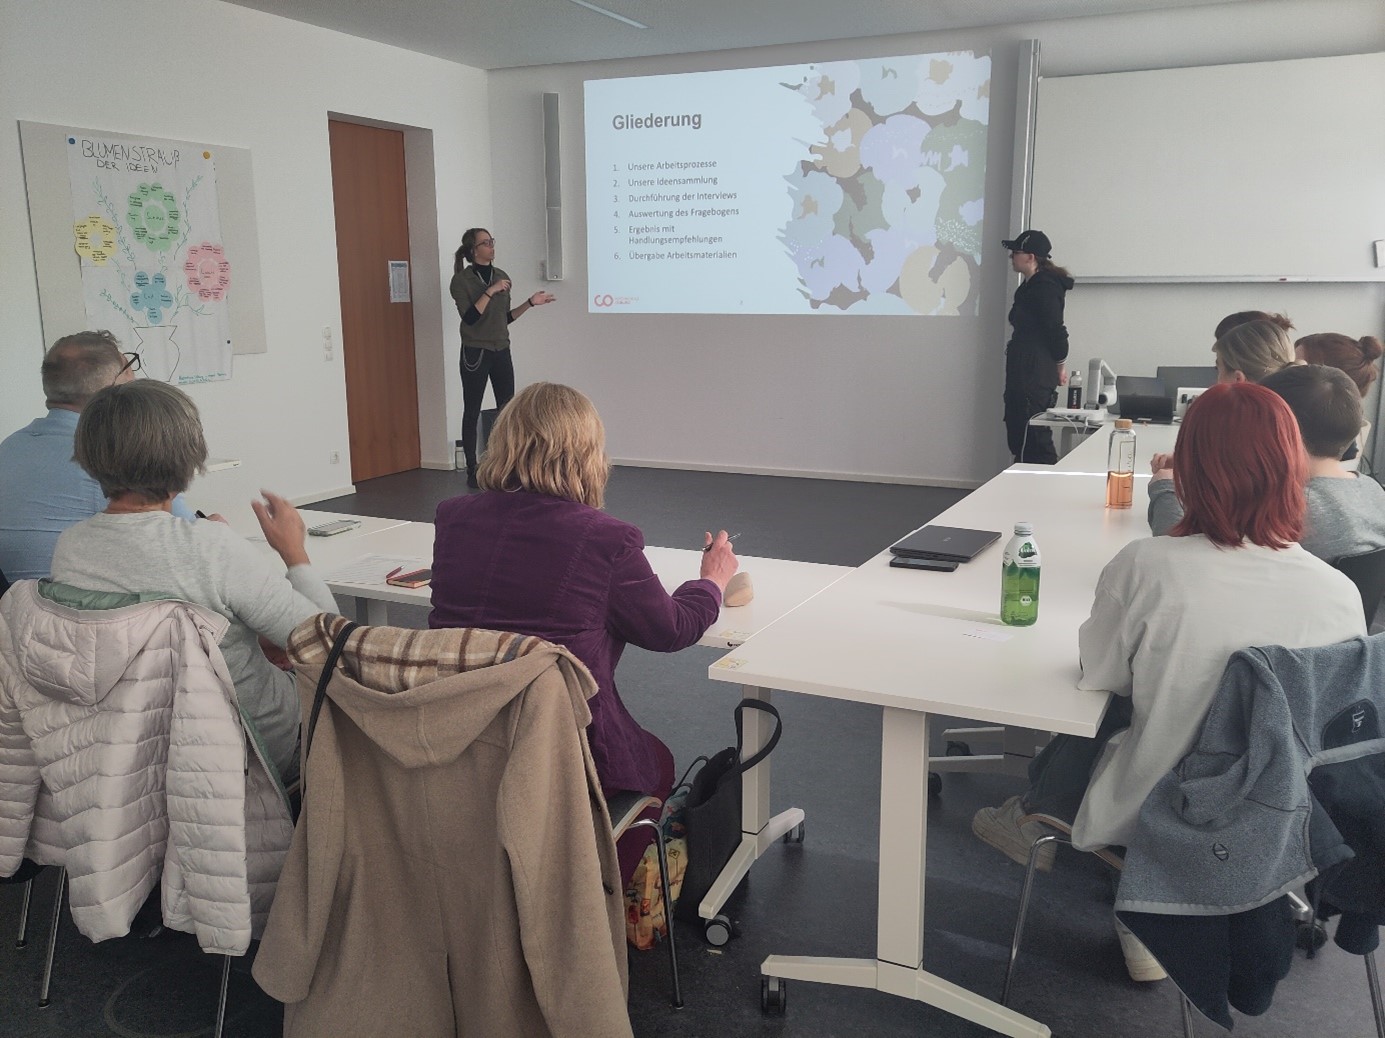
[1116,376,1175,423]
[1156,365,1218,394]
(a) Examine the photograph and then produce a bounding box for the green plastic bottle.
[1000,522,1040,627]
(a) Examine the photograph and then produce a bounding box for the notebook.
[889,525,1001,563]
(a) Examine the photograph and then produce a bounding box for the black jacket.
[1005,268,1074,390]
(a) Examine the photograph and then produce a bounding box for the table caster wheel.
[783,821,805,844]
[945,740,972,756]
[704,914,733,947]
[1295,919,1327,954]
[928,771,942,798]
[760,975,787,1014]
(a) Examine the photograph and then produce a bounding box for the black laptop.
[889,525,1002,563]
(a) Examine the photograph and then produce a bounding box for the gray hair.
[41,331,127,408]
[74,381,207,503]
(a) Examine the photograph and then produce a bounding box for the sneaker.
[1114,918,1167,982]
[971,796,1057,871]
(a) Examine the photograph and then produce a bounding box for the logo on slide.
[592,293,638,309]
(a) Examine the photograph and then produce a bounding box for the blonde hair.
[1213,319,1296,384]
[476,383,609,507]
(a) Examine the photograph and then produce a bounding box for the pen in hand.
[702,532,740,553]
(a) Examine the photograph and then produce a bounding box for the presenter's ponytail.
[455,228,487,273]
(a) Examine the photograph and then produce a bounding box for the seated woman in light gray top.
[1259,364,1385,561]
[50,381,337,781]
[1148,318,1299,536]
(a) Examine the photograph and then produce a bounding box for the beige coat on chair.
[253,614,632,1038]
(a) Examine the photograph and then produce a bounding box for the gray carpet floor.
[1,465,1378,1037]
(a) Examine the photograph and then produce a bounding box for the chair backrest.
[1334,547,1385,625]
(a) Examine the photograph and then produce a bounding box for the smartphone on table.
[386,567,433,588]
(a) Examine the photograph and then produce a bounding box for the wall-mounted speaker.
[542,92,563,281]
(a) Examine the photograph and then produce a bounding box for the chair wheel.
[1296,919,1328,954]
[703,914,733,947]
[928,771,942,798]
[945,740,972,756]
[760,975,787,1014]
[783,821,805,844]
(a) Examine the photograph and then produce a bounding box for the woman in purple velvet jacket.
[429,382,739,881]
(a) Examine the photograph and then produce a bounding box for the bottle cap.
[1014,521,1033,535]
[1114,418,1133,429]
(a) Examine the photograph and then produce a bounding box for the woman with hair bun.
[1295,332,1382,467]
[1213,310,1293,341]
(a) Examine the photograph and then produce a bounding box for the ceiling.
[220,0,1258,71]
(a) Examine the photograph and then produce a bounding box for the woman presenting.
[450,228,556,488]
[1001,229,1074,464]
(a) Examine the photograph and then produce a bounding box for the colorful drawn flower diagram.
[131,271,175,323]
[126,182,182,252]
[183,242,232,301]
[73,215,118,265]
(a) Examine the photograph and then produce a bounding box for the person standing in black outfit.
[450,228,556,488]
[1001,230,1074,464]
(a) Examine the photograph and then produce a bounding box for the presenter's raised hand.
[252,490,310,568]
[485,278,512,298]
[529,291,556,307]
[700,530,740,592]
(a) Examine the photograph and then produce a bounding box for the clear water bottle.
[1001,522,1041,627]
[1105,419,1137,509]
[1066,367,1083,408]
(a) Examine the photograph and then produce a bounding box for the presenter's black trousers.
[459,346,514,471]
[1004,383,1058,465]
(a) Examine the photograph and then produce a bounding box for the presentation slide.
[584,51,990,316]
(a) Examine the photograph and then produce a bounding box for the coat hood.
[0,581,229,709]
[1032,266,1075,292]
[286,614,598,771]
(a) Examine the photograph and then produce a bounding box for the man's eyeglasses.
[113,352,141,383]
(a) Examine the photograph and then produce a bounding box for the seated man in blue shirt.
[0,331,196,580]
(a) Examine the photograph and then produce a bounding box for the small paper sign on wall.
[388,260,410,303]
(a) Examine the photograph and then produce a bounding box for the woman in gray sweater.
[50,381,337,781]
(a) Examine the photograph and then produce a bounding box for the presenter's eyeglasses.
[475,237,497,248]
[113,352,142,383]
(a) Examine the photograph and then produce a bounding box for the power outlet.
[329,450,341,465]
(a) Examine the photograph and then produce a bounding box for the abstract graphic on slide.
[67,133,233,383]
[585,51,989,315]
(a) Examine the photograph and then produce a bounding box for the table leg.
[760,707,1051,1037]
[335,592,388,627]
[697,685,805,921]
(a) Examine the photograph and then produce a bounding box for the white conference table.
[705,424,1177,1036]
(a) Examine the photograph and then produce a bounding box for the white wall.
[0,0,491,518]
[488,0,1385,486]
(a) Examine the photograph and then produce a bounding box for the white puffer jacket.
[0,581,293,955]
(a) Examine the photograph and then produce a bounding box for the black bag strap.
[671,754,711,798]
[304,620,359,764]
[734,698,782,775]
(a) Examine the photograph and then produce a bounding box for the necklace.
[476,265,492,287]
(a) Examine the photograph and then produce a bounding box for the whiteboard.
[1031,52,1385,281]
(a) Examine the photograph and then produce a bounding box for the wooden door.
[328,120,421,481]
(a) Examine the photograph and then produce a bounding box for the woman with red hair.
[973,383,1364,981]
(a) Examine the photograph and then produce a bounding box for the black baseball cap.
[1001,230,1052,258]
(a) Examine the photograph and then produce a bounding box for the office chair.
[608,791,683,1009]
[1334,547,1385,626]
